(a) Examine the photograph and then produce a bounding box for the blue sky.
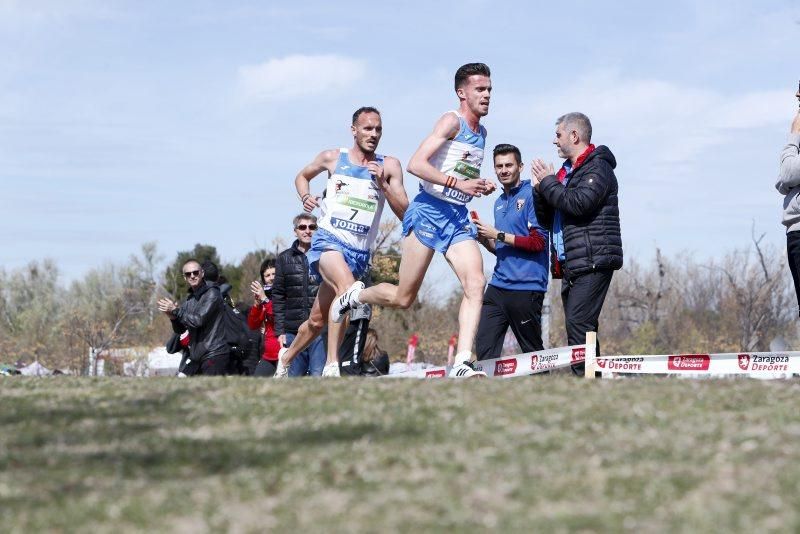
[1,0,799,293]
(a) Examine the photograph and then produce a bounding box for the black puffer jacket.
[273,240,319,336]
[535,145,623,278]
[171,280,227,361]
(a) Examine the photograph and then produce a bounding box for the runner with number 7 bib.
[273,107,409,378]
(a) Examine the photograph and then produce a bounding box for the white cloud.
[238,54,367,102]
[503,70,793,166]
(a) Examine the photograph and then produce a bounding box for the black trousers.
[476,285,544,361]
[562,269,613,373]
[788,231,800,317]
[253,359,277,377]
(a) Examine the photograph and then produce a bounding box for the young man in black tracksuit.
[531,113,623,371]
[473,144,549,360]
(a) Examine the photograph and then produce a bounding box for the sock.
[454,350,472,365]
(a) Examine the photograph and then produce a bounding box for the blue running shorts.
[307,228,371,281]
[402,191,477,254]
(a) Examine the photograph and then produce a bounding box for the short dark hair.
[352,106,380,125]
[493,144,522,165]
[293,213,317,228]
[454,63,491,91]
[258,258,275,275]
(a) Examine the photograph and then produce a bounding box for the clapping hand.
[530,159,555,189]
[157,298,178,316]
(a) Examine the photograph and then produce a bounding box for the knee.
[307,316,325,333]
[395,293,416,309]
[464,273,486,299]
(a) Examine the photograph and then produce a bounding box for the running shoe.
[273,348,289,379]
[322,362,341,377]
[448,360,487,378]
[331,281,365,323]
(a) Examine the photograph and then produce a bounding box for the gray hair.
[556,112,592,143]
[293,212,317,228]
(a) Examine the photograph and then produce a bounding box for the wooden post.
[584,331,597,379]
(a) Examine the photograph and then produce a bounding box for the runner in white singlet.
[274,107,408,378]
[332,63,497,379]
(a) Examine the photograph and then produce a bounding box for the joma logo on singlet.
[330,217,370,235]
[338,196,376,212]
[443,188,472,203]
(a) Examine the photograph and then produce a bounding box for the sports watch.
[496,232,505,243]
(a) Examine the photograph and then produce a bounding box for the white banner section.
[386,343,588,378]
[594,352,800,377]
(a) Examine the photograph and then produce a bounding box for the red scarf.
[556,144,595,183]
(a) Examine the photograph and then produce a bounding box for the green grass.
[2,376,800,533]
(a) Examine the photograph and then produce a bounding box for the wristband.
[301,193,311,203]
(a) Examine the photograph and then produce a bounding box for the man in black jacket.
[531,113,622,369]
[272,214,324,376]
[157,259,229,375]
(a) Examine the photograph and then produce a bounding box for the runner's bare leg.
[317,250,356,365]
[356,231,434,309]
[443,238,486,357]
[280,281,334,365]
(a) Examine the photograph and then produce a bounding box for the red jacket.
[248,300,280,361]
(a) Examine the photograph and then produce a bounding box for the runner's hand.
[302,195,319,212]
[367,161,386,186]
[455,178,489,197]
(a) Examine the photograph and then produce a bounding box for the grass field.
[2,376,800,533]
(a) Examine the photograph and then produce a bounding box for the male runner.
[274,107,408,378]
[332,63,496,378]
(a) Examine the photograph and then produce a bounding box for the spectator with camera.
[248,259,281,377]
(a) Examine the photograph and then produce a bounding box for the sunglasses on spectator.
[183,270,201,279]
[295,224,317,231]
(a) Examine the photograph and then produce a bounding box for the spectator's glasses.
[295,224,317,231]
[183,270,201,279]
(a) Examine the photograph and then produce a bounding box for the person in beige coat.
[776,86,800,316]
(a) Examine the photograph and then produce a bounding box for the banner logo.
[738,354,751,371]
[494,358,517,376]
[530,354,538,370]
[425,369,446,378]
[668,354,710,371]
[571,348,585,362]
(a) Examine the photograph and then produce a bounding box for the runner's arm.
[408,114,490,197]
[295,149,338,211]
[382,156,410,219]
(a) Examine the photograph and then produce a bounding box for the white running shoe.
[448,360,487,379]
[273,348,289,379]
[331,281,365,323]
[322,362,341,377]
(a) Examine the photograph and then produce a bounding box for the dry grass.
[2,376,800,533]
